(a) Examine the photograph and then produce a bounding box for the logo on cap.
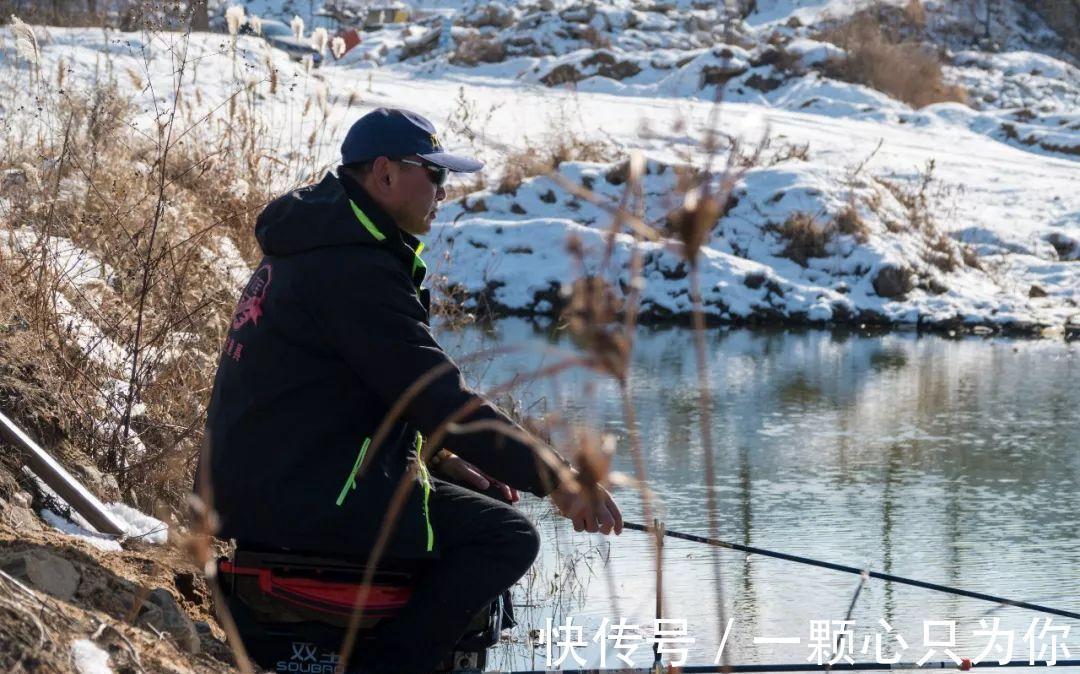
[430,133,442,150]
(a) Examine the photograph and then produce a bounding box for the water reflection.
[434,321,1079,671]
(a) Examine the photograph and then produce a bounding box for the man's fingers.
[446,457,488,490]
[606,492,624,534]
[462,465,490,490]
[596,502,616,535]
[583,502,600,533]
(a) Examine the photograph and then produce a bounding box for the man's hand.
[432,450,518,503]
[550,481,623,535]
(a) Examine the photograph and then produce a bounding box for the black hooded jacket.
[198,169,564,555]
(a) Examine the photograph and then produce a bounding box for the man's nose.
[435,185,446,201]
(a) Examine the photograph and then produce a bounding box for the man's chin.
[409,217,433,236]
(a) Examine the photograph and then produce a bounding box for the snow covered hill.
[2,0,1078,335]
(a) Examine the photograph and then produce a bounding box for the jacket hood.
[254,170,397,256]
[254,170,428,287]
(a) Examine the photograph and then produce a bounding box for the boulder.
[0,497,41,531]
[0,549,81,601]
[138,588,201,654]
[1045,231,1079,260]
[559,4,595,23]
[699,46,750,86]
[541,63,584,86]
[458,2,515,28]
[581,50,642,80]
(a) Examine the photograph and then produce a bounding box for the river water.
[435,320,1079,672]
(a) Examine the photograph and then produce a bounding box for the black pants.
[357,477,540,673]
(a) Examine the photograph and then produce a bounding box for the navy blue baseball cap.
[340,107,484,173]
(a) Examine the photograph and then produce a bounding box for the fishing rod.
[621,522,1080,621]
[505,659,1080,673]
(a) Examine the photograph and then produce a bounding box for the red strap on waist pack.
[220,561,412,616]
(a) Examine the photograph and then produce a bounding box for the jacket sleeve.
[303,249,568,497]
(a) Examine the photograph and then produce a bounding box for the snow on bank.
[2,12,1077,333]
[41,509,123,552]
[72,639,114,674]
[428,157,1079,332]
[105,502,169,544]
[41,503,168,550]
[32,470,169,549]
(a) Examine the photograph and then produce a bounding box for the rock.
[581,50,642,80]
[138,588,201,654]
[1044,231,1078,260]
[507,34,536,48]
[927,278,949,295]
[541,63,584,86]
[745,73,784,92]
[559,4,595,23]
[699,48,750,87]
[451,33,506,65]
[743,272,767,289]
[0,497,42,532]
[402,27,440,59]
[0,549,81,601]
[541,51,641,86]
[872,265,914,299]
[750,47,781,67]
[1021,1,1080,61]
[459,2,515,28]
[1029,285,1049,298]
[196,622,237,666]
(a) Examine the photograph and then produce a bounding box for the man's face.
[386,156,447,236]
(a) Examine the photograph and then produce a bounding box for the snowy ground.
[2,0,1078,334]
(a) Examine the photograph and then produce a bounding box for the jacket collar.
[337,167,428,289]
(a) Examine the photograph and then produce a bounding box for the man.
[198,108,622,672]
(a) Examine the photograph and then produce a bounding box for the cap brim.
[418,151,484,173]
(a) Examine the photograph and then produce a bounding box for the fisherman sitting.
[196,107,622,673]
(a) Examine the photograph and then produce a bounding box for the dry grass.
[495,133,618,195]
[0,0,197,29]
[775,211,831,266]
[873,160,979,273]
[0,37,324,514]
[834,202,868,240]
[772,202,870,266]
[580,25,613,50]
[819,6,966,109]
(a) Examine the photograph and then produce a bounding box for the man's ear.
[369,156,395,192]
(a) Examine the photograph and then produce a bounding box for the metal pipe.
[0,409,126,536]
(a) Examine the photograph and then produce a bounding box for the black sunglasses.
[398,158,449,187]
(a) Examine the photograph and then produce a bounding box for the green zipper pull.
[336,437,371,506]
[414,431,435,552]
